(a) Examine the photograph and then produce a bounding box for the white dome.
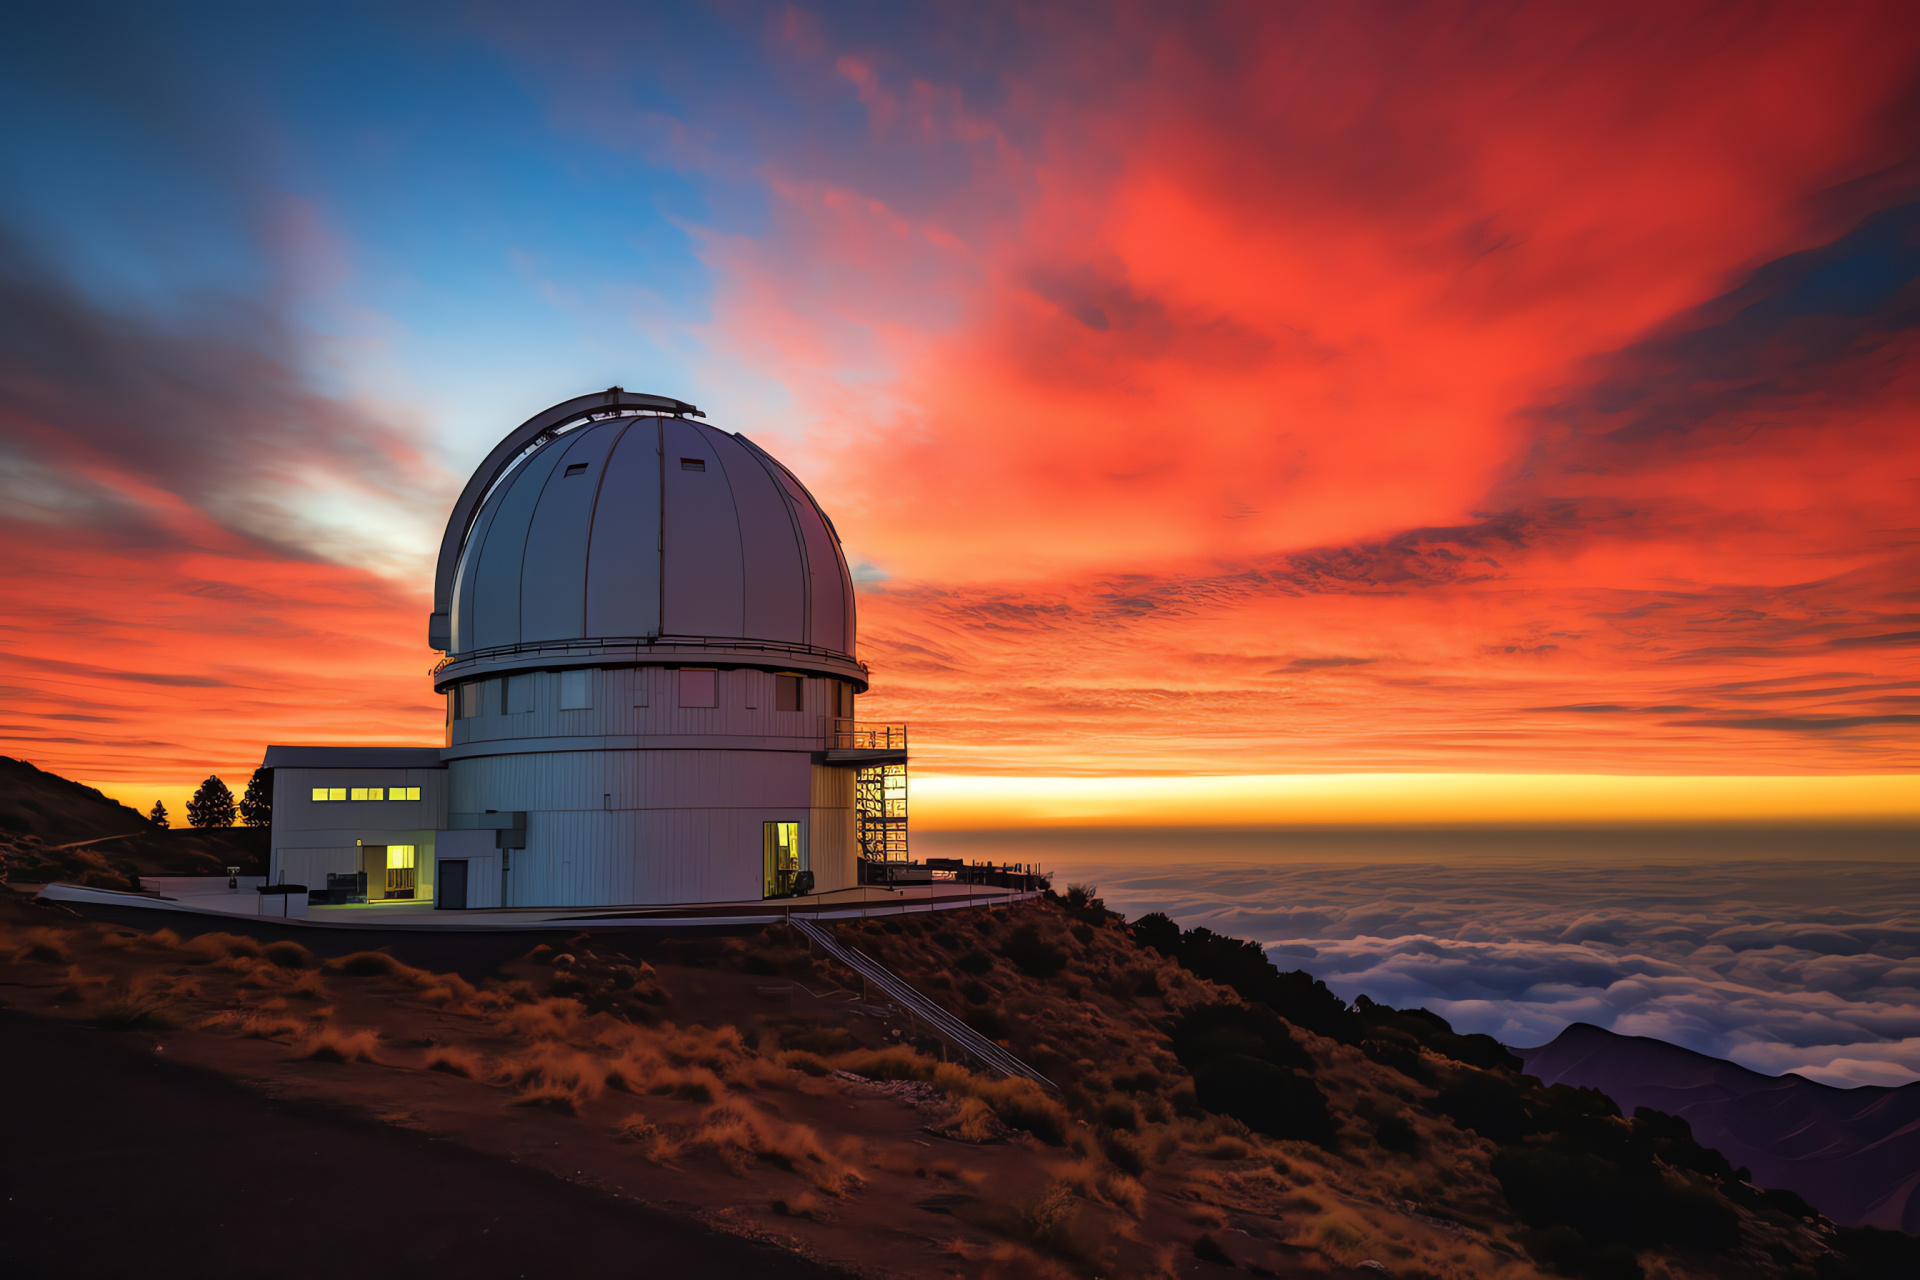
[429,390,860,688]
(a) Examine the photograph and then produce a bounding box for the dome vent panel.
[520,422,618,643]
[583,420,663,639]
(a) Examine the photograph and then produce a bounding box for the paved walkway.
[0,1009,843,1280]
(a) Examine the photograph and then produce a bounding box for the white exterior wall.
[442,665,858,908]
[446,666,843,748]
[269,767,448,899]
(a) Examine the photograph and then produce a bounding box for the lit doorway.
[359,845,417,900]
[762,822,806,898]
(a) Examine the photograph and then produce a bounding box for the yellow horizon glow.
[909,773,1920,829]
[86,773,1920,832]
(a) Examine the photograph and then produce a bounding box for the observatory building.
[264,389,909,911]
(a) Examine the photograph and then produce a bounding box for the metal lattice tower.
[856,761,909,862]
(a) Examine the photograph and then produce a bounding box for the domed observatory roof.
[429,389,861,689]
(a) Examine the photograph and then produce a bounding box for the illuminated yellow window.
[311,787,328,801]
[350,787,384,801]
[389,786,420,801]
[327,787,346,801]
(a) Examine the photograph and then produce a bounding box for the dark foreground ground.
[0,1008,843,1280]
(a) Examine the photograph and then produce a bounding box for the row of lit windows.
[311,787,422,802]
[452,670,844,719]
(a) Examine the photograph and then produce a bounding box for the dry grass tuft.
[92,993,181,1031]
[828,1045,934,1081]
[1203,1135,1252,1161]
[512,1082,583,1114]
[294,1027,382,1063]
[614,1113,679,1161]
[683,1102,861,1193]
[503,1043,608,1110]
[184,932,261,964]
[424,1046,487,1078]
[13,928,72,965]
[496,997,584,1041]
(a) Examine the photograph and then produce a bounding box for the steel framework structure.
[855,761,909,862]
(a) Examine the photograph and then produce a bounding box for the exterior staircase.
[788,916,1057,1090]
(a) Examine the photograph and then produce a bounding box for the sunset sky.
[2,2,1917,823]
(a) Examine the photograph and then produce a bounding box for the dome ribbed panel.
[450,481,506,654]
[583,420,662,640]
[770,467,847,654]
[519,423,619,642]
[712,430,805,644]
[661,419,745,638]
[469,442,569,650]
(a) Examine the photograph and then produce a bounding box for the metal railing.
[788,917,1056,1090]
[831,719,906,751]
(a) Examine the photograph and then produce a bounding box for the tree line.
[147,767,272,830]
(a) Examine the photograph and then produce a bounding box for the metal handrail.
[789,917,1056,1090]
[831,719,907,750]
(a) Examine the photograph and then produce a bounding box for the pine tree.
[148,800,169,828]
[186,776,236,828]
[239,767,273,828]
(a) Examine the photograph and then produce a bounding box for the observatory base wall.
[448,747,853,907]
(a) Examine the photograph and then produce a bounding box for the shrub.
[1193,1056,1333,1145]
[1192,1232,1234,1266]
[1431,1069,1530,1144]
[262,940,315,970]
[1822,1224,1920,1279]
[1132,912,1182,956]
[1170,1003,1314,1075]
[1004,925,1066,979]
[1102,1130,1145,1175]
[957,950,994,976]
[17,932,71,965]
[334,951,401,978]
[1373,1111,1419,1153]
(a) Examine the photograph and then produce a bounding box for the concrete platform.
[36,876,1040,933]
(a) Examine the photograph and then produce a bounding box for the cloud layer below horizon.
[928,828,1920,1087]
[0,2,1917,794]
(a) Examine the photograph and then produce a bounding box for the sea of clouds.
[921,827,1920,1088]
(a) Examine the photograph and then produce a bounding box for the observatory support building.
[266,389,908,910]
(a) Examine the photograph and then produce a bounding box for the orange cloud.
[694,3,1920,776]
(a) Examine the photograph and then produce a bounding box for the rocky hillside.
[799,886,1920,1280]
[0,756,266,888]
[1521,1022,1920,1233]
